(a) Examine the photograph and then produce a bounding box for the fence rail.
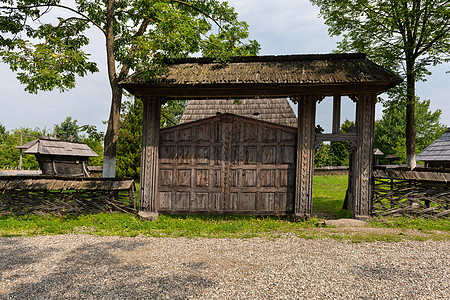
[0,176,136,216]
[372,167,450,218]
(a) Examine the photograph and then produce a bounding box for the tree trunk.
[103,83,123,177]
[102,0,119,178]
[405,59,416,169]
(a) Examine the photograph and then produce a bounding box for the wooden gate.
[158,113,297,215]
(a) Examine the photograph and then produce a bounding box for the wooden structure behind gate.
[158,114,296,215]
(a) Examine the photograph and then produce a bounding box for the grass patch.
[369,216,450,232]
[0,214,320,238]
[1,175,448,242]
[312,175,352,219]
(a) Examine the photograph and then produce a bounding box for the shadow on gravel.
[1,238,214,299]
[0,238,59,274]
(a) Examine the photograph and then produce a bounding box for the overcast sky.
[1,0,448,134]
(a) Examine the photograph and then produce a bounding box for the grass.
[0,214,319,238]
[0,175,448,242]
[312,175,352,219]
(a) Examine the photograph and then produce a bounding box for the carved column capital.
[291,95,324,104]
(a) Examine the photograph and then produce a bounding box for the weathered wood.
[332,94,341,134]
[372,175,450,218]
[373,168,450,182]
[0,176,134,191]
[0,176,136,216]
[293,95,317,219]
[315,133,357,143]
[158,113,297,215]
[351,93,377,218]
[139,97,162,220]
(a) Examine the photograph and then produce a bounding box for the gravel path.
[0,235,449,299]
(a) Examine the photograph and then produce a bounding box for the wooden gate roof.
[180,98,298,127]
[120,53,403,99]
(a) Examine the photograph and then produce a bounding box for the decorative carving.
[294,95,317,218]
[349,95,359,103]
[352,93,376,217]
[139,97,162,217]
[315,125,324,134]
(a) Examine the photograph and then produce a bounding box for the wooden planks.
[373,168,450,182]
[158,113,297,215]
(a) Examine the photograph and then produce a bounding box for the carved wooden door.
[158,114,296,215]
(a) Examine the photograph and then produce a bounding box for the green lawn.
[312,175,352,219]
[0,175,448,241]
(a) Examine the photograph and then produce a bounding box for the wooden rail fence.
[372,168,450,218]
[0,176,136,216]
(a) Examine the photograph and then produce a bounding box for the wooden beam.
[352,93,377,219]
[293,95,318,219]
[122,83,393,100]
[332,94,341,134]
[315,133,357,143]
[139,97,162,221]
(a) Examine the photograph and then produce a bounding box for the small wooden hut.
[16,137,98,177]
[416,128,450,168]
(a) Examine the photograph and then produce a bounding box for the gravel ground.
[0,235,449,299]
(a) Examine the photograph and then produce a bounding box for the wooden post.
[352,93,377,219]
[332,95,341,134]
[293,95,317,219]
[139,97,162,221]
[221,115,233,211]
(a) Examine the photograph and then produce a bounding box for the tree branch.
[44,16,88,45]
[0,4,106,36]
[167,0,222,29]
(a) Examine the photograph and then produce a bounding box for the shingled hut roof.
[416,129,450,162]
[120,53,403,99]
[180,98,297,127]
[16,137,98,157]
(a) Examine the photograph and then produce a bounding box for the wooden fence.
[372,167,450,218]
[0,176,136,216]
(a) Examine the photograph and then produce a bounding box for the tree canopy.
[374,97,447,163]
[311,0,450,168]
[116,96,186,179]
[0,0,260,177]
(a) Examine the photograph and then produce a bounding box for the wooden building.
[16,137,98,177]
[416,128,450,168]
[120,53,402,220]
[180,98,298,127]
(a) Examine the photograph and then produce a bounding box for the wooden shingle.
[180,98,297,127]
[17,137,98,157]
[416,129,450,163]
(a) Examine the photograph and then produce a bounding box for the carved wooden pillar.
[293,95,317,219]
[353,93,377,218]
[139,97,162,221]
[221,115,232,211]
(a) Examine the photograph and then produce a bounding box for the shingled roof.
[120,53,403,99]
[16,137,98,157]
[180,98,297,127]
[416,129,450,162]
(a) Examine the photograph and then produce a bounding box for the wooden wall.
[36,155,89,177]
[158,114,297,215]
